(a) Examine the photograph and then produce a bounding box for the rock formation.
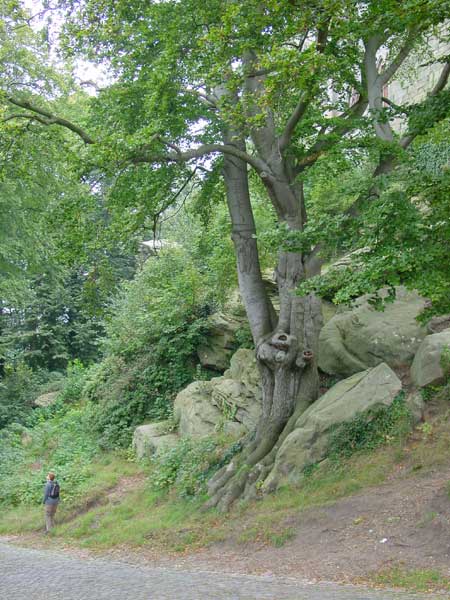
[134,285,447,495]
[263,363,402,489]
[319,287,428,377]
[174,349,262,438]
[132,421,178,460]
[411,329,450,388]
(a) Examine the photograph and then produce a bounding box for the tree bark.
[222,136,276,342]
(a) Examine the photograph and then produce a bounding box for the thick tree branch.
[242,49,278,160]
[432,60,450,94]
[293,41,373,176]
[293,29,415,176]
[378,33,416,86]
[344,59,450,220]
[6,92,271,178]
[223,136,276,341]
[6,96,270,177]
[131,140,270,174]
[2,112,51,125]
[183,86,218,109]
[7,97,95,144]
[381,96,408,113]
[295,93,368,174]
[364,36,395,143]
[282,31,309,52]
[278,92,310,152]
[278,25,329,152]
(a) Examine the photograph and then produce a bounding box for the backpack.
[49,481,60,499]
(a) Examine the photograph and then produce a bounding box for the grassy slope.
[1,397,450,594]
[0,454,141,535]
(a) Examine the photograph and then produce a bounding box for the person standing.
[43,472,60,533]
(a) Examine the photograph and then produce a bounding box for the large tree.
[0,1,138,375]
[4,0,450,509]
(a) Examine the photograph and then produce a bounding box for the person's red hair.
[48,472,55,481]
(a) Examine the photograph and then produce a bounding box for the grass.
[0,453,142,536]
[0,504,44,534]
[371,567,450,593]
[34,398,450,557]
[2,413,445,552]
[1,393,450,595]
[21,445,397,552]
[1,445,393,552]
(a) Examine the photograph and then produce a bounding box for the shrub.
[149,437,240,499]
[440,345,450,377]
[83,250,210,449]
[58,359,88,404]
[82,355,179,449]
[0,405,99,507]
[234,324,254,350]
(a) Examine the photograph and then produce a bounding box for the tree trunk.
[206,140,322,512]
[0,305,4,379]
[222,138,276,342]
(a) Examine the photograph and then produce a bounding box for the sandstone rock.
[197,312,245,371]
[132,421,178,460]
[173,349,262,438]
[33,391,60,408]
[264,363,402,489]
[427,315,450,334]
[410,329,450,388]
[322,248,371,273]
[319,287,428,377]
[223,288,247,319]
[223,271,279,320]
[405,391,425,424]
[173,381,220,437]
[225,349,261,400]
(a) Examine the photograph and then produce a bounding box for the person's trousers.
[45,503,58,532]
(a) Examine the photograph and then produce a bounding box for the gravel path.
[0,542,440,599]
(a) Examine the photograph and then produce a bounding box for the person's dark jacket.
[43,480,60,505]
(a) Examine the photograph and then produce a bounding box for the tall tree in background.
[3,0,450,508]
[0,2,139,374]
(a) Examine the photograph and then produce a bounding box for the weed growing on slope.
[326,393,412,462]
[372,567,450,593]
[149,436,241,498]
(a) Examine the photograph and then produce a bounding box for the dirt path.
[3,459,450,596]
[0,542,437,600]
[144,467,450,584]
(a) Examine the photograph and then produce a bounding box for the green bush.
[234,324,254,350]
[149,437,223,498]
[82,355,182,449]
[0,405,99,507]
[440,345,450,377]
[58,359,88,404]
[83,249,210,449]
[0,360,90,431]
[148,436,242,499]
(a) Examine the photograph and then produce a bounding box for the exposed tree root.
[205,398,312,512]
